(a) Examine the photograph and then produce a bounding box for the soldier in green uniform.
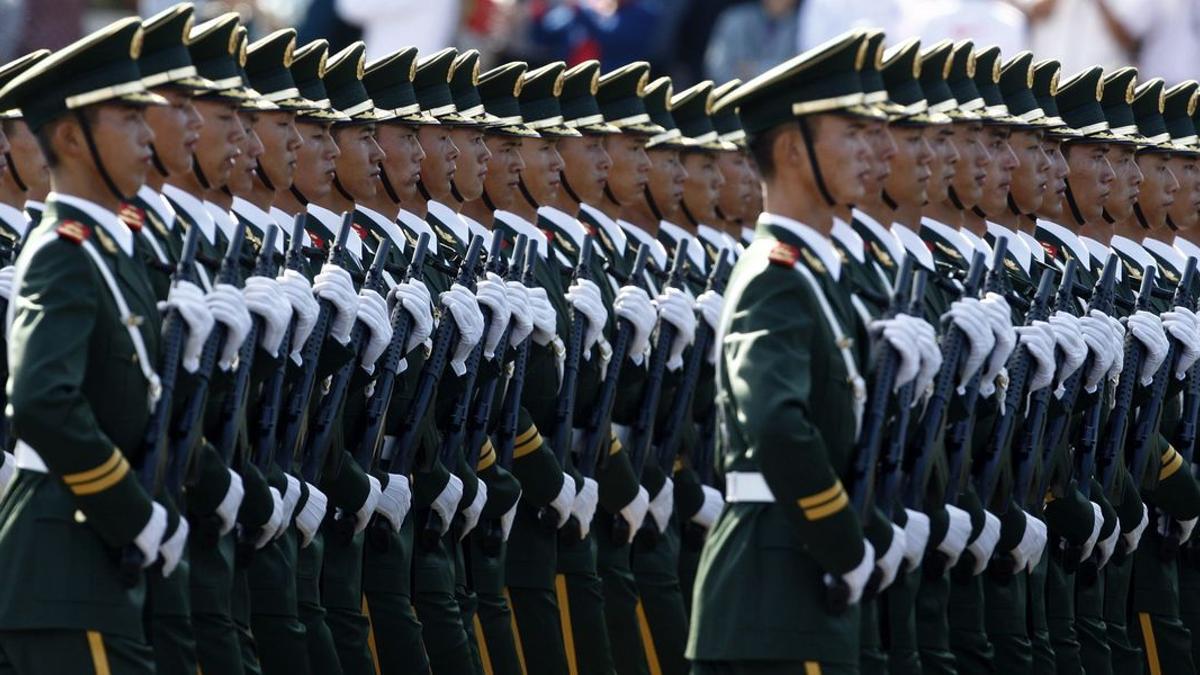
[0,51,46,239]
[687,30,888,674]
[0,17,183,674]
[709,78,756,257]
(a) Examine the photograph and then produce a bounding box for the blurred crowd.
[5,0,1199,88]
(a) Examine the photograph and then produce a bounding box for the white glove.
[392,279,434,353]
[967,510,1002,575]
[296,483,327,547]
[206,283,253,370]
[690,485,724,530]
[0,452,15,496]
[570,477,600,539]
[696,290,724,364]
[278,474,301,539]
[1016,321,1057,393]
[355,288,393,371]
[312,264,359,343]
[825,539,875,605]
[500,493,521,541]
[1048,312,1088,389]
[1025,514,1048,572]
[133,502,169,569]
[655,288,698,371]
[375,473,412,532]
[1126,311,1169,385]
[0,265,13,302]
[431,474,464,536]
[647,477,675,534]
[550,473,578,529]
[614,285,657,361]
[441,284,485,375]
[215,469,245,536]
[347,475,382,535]
[566,278,608,354]
[159,513,188,577]
[527,286,559,346]
[255,487,284,549]
[877,524,907,591]
[979,293,1018,397]
[1179,517,1198,544]
[460,480,488,539]
[243,276,293,358]
[476,273,512,359]
[905,316,943,400]
[1096,521,1120,568]
[1122,501,1150,552]
[504,281,534,347]
[278,269,320,362]
[1163,306,1200,378]
[1080,311,1118,392]
[619,486,651,543]
[1104,313,1127,382]
[942,298,994,391]
[162,280,214,373]
[903,509,931,571]
[1008,511,1041,572]
[1081,501,1104,561]
[870,317,921,391]
[938,504,973,568]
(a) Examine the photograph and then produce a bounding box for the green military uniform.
[0,17,171,674]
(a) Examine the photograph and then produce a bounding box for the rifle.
[119,223,202,585]
[0,235,24,453]
[1073,255,1121,503]
[615,242,689,545]
[826,258,919,613]
[974,264,1058,512]
[1034,259,1086,505]
[1175,265,1200,463]
[258,215,309,475]
[419,235,498,549]
[1094,267,1157,496]
[274,214,355,479]
[299,237,392,488]
[550,236,595,470]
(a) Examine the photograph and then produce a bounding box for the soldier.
[707,78,756,258]
[0,17,195,674]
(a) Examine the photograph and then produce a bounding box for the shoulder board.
[307,231,325,251]
[1039,240,1059,261]
[768,241,799,267]
[350,222,371,245]
[1003,255,1020,274]
[56,220,91,244]
[118,203,145,231]
[553,230,577,256]
[243,225,263,253]
[933,240,962,261]
[868,240,894,268]
[800,247,827,275]
[1121,258,1142,281]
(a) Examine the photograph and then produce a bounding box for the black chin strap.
[75,110,128,201]
[797,118,836,207]
[1167,214,1180,231]
[948,185,966,211]
[1102,207,1115,224]
[971,206,987,218]
[1133,203,1151,229]
[149,143,169,179]
[518,176,540,211]
[481,187,498,212]
[379,165,401,204]
[714,205,729,223]
[643,185,663,222]
[449,179,466,205]
[1064,179,1086,226]
[289,185,309,206]
[680,200,700,228]
[603,184,622,207]
[5,152,27,192]
[192,152,212,191]
[559,170,584,206]
[255,159,277,192]
[333,175,355,202]
[1007,193,1024,217]
[416,178,432,202]
[881,189,899,210]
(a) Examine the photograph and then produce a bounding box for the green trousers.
[1178,551,1200,669]
[322,524,375,675]
[190,530,245,675]
[1046,554,1083,675]
[248,528,310,675]
[631,517,690,675]
[916,563,957,675]
[1026,552,1056,675]
[1076,566,1111,675]
[880,566,922,675]
[364,517,431,674]
[412,509,476,674]
[595,509,651,675]
[466,527,523,675]
[146,559,198,675]
[296,531,344,674]
[691,660,857,674]
[1103,551,1144,673]
[0,629,155,675]
[948,566,993,674]
[1132,530,1196,675]
[559,527,616,675]
[859,595,888,675]
[983,570,1031,675]
[505,500,568,675]
[232,563,263,674]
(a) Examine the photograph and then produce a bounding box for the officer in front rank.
[0,17,224,674]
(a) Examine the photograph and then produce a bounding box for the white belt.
[14,440,47,473]
[725,471,776,503]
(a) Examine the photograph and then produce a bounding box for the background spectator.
[704,0,799,84]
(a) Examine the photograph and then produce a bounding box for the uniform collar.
[830,216,865,262]
[920,217,975,263]
[24,200,44,214]
[1175,235,1200,264]
[741,225,754,246]
[890,222,936,272]
[985,221,1032,274]
[1143,236,1184,273]
[579,203,628,253]
[619,219,668,269]
[231,197,285,253]
[696,223,734,254]
[357,204,408,257]
[1110,234,1157,275]
[538,205,588,250]
[307,202,363,263]
[137,185,176,232]
[204,201,237,242]
[461,212,491,245]
[495,210,551,258]
[395,207,438,255]
[48,191,133,256]
[658,219,707,273]
[757,212,841,280]
[162,184,216,245]
[427,200,470,246]
[0,202,29,238]
[268,206,313,247]
[1079,235,1123,281]
[852,209,903,265]
[1018,230,1044,264]
[1035,219,1091,266]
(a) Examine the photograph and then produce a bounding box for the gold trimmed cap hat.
[643,75,690,149]
[363,47,439,125]
[477,61,540,138]
[1100,67,1146,144]
[450,49,504,125]
[290,40,349,122]
[710,78,746,148]
[138,3,217,91]
[671,81,738,151]
[0,50,50,119]
[595,61,665,135]
[246,28,321,112]
[1054,66,1120,141]
[880,39,947,125]
[324,41,393,123]
[998,51,1053,128]
[560,60,621,134]
[413,48,478,125]
[918,39,968,119]
[518,62,582,138]
[1163,80,1199,152]
[1031,59,1077,136]
[0,17,167,131]
[1131,78,1176,151]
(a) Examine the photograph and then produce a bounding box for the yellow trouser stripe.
[805,662,822,675]
[636,600,663,675]
[798,481,843,508]
[514,434,543,458]
[503,587,529,674]
[71,457,130,496]
[362,596,382,675]
[1140,612,1162,675]
[477,439,496,471]
[804,490,849,521]
[515,426,539,445]
[1161,450,1184,481]
[86,631,111,675]
[473,615,494,675]
[64,451,121,484]
[555,574,579,675]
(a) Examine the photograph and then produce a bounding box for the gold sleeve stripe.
[515,426,539,446]
[609,434,623,455]
[70,456,130,496]
[798,481,844,508]
[514,433,544,459]
[477,440,497,471]
[1160,450,1184,481]
[803,490,849,521]
[62,450,122,485]
[86,631,112,675]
